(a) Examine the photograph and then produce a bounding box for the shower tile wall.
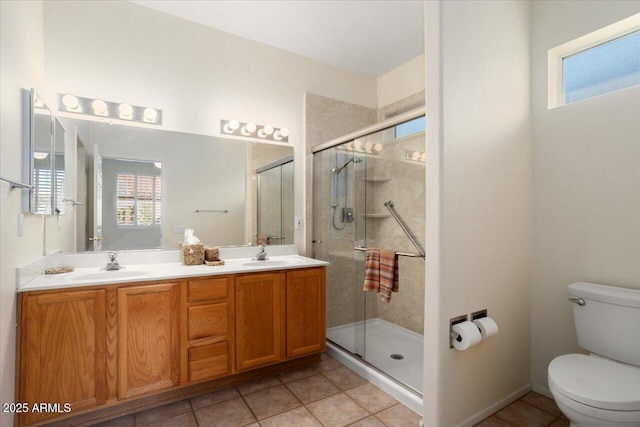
[371,93,426,334]
[366,131,425,334]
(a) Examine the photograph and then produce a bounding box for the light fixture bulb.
[62,94,80,111]
[154,162,162,169]
[92,99,108,116]
[274,127,290,140]
[34,152,49,160]
[224,119,240,133]
[258,124,274,138]
[354,140,363,151]
[374,143,383,152]
[420,153,426,162]
[143,107,158,123]
[119,103,133,119]
[241,122,257,135]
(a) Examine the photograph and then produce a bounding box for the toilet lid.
[549,354,640,411]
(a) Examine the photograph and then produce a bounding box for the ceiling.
[131,0,424,78]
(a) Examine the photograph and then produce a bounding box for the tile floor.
[92,353,422,427]
[92,353,568,427]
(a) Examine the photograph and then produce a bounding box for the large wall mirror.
[45,117,293,253]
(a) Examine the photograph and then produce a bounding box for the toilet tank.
[569,282,640,367]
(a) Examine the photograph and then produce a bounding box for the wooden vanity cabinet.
[18,289,107,425]
[117,283,180,399]
[286,268,326,358]
[184,275,234,382]
[235,267,326,370]
[17,266,325,426]
[235,271,286,371]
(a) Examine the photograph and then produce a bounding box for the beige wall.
[0,2,45,426]
[425,1,532,425]
[42,0,378,254]
[531,0,640,396]
[377,54,425,109]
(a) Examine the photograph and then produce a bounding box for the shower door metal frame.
[311,106,425,154]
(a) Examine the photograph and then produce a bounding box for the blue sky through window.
[395,116,426,139]
[563,30,640,104]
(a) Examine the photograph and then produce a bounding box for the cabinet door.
[21,290,106,425]
[117,283,179,399]
[235,272,285,371]
[286,268,326,358]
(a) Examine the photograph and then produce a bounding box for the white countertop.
[19,255,328,292]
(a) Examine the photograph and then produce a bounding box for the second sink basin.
[71,270,150,281]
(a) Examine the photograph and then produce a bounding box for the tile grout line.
[187,397,200,427]
[236,385,262,425]
[242,384,306,424]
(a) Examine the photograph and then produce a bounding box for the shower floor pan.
[326,317,423,393]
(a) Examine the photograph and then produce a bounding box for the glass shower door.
[313,145,367,357]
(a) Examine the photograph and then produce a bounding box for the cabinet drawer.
[188,302,228,340]
[188,277,229,303]
[189,342,229,382]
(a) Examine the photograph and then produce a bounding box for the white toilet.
[548,282,640,427]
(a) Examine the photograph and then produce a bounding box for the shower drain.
[390,353,404,360]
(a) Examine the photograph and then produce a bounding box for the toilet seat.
[548,354,640,411]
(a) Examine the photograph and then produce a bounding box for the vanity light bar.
[58,94,162,125]
[220,119,289,143]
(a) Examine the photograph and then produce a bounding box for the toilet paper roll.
[473,317,499,340]
[451,321,482,351]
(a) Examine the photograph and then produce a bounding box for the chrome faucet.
[105,252,120,270]
[255,245,267,261]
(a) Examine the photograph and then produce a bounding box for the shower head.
[332,156,362,174]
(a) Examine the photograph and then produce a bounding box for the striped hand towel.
[363,248,399,303]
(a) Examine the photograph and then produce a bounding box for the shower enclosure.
[312,109,426,398]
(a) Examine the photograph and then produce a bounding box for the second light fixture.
[221,119,289,143]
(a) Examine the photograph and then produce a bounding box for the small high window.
[548,14,640,108]
[395,116,426,139]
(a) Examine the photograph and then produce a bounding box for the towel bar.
[0,176,33,190]
[354,246,424,258]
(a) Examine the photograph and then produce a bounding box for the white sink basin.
[71,270,150,281]
[242,259,301,267]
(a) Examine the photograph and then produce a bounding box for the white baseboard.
[455,384,532,427]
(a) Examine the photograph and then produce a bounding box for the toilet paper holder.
[449,310,490,348]
[449,314,468,348]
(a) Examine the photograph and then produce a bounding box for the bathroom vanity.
[15,252,326,426]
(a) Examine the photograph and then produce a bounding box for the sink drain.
[390,353,404,360]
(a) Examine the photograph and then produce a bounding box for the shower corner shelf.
[360,213,391,219]
[362,177,392,183]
